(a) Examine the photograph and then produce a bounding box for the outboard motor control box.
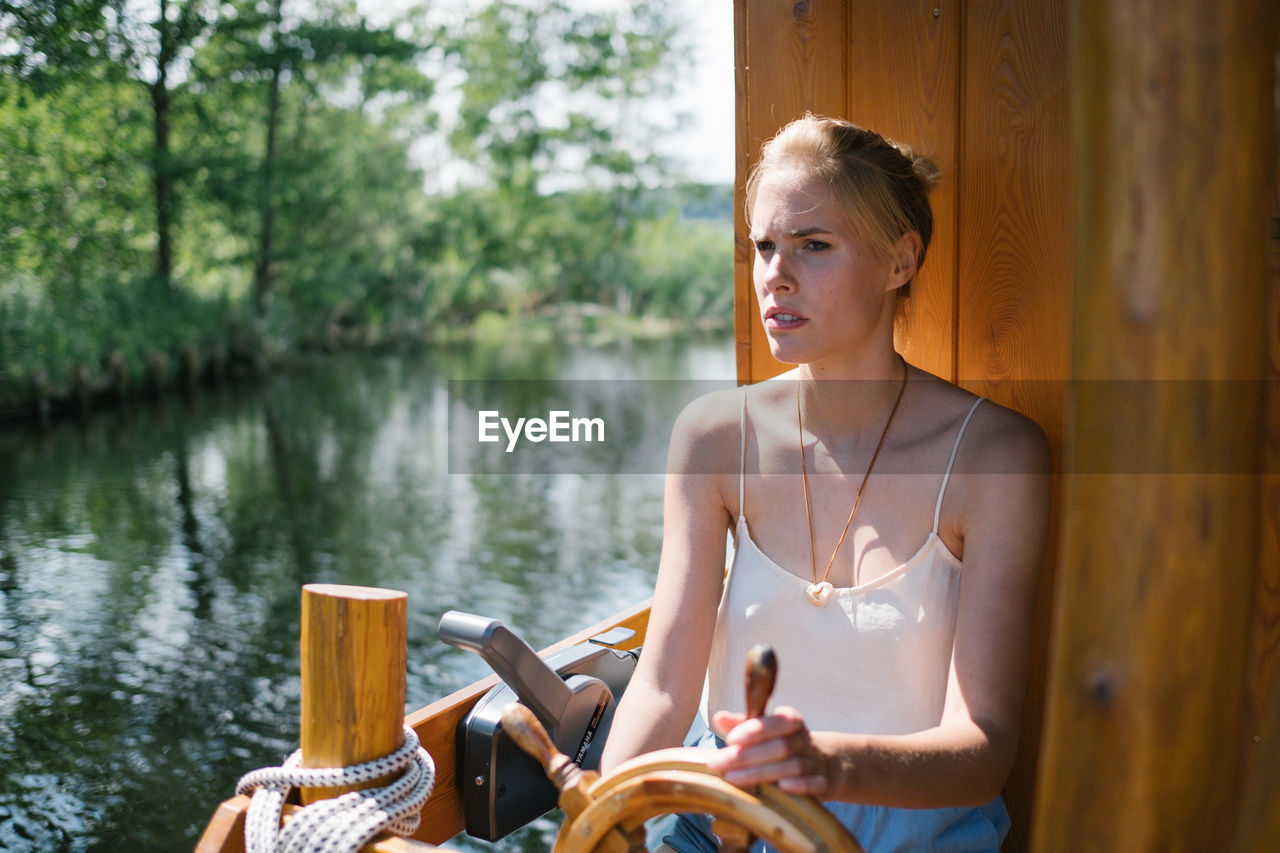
[438,612,640,841]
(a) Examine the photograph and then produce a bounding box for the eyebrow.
[750,225,834,240]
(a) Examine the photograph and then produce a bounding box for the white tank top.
[700,394,985,735]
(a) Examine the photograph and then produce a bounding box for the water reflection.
[0,334,733,852]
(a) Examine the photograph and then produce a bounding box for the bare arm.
[707,405,1051,807]
[600,392,738,773]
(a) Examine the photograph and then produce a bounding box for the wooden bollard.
[300,583,408,804]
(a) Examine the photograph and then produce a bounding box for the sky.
[663,2,735,184]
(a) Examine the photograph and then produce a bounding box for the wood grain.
[192,795,250,853]
[1230,32,1280,849]
[957,0,1072,391]
[736,0,849,384]
[300,584,408,803]
[570,747,864,853]
[846,1,961,381]
[949,5,1073,847]
[1032,1,1273,850]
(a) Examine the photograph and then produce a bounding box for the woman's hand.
[705,706,843,797]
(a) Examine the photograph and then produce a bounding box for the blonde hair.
[745,115,940,298]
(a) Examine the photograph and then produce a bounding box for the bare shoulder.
[667,385,746,476]
[961,397,1051,478]
[904,368,1049,477]
[913,377,1052,565]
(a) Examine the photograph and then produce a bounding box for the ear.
[887,231,922,291]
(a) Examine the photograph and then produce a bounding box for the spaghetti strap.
[738,389,748,522]
[932,397,985,533]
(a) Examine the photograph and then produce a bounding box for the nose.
[757,250,794,293]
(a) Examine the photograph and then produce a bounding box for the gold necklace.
[798,360,908,607]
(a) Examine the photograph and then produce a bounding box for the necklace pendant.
[805,581,834,607]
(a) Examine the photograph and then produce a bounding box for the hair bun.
[888,139,941,195]
[911,154,941,194]
[898,145,940,194]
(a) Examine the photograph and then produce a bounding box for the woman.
[599,115,1051,852]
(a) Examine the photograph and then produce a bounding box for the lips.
[764,305,807,330]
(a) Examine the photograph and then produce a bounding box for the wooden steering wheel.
[501,646,865,853]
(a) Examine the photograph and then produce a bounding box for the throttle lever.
[438,610,574,731]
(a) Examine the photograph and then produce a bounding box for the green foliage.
[0,72,151,297]
[0,0,731,419]
[263,101,432,340]
[443,0,681,191]
[625,200,735,322]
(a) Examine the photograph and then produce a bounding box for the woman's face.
[750,168,905,371]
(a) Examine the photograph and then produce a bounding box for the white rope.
[235,724,436,853]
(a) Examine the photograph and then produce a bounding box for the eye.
[804,239,831,252]
[754,239,775,253]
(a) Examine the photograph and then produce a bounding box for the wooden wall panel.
[1033,0,1273,849]
[1230,37,1280,851]
[733,2,1278,850]
[1232,325,1280,852]
[845,1,960,381]
[954,4,1071,849]
[957,0,1073,393]
[735,0,849,384]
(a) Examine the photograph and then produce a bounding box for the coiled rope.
[236,724,436,853]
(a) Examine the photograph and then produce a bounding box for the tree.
[1,0,220,292]
[190,0,433,318]
[0,0,712,415]
[435,0,685,313]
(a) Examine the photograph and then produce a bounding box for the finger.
[718,746,831,795]
[704,741,741,772]
[722,711,803,746]
[770,706,806,727]
[776,774,830,797]
[710,710,744,738]
[706,734,790,772]
[714,705,803,735]
[720,756,806,787]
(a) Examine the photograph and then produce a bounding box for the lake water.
[0,332,735,852]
